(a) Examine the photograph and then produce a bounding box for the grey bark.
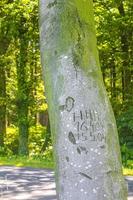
[39,0,127,199]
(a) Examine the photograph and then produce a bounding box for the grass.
[0,156,54,169]
[0,156,132,176]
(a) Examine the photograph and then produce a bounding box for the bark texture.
[39,0,127,199]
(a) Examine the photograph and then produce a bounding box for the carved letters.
[63,96,106,144]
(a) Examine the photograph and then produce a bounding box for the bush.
[2,125,53,159]
[29,125,47,157]
[4,126,19,155]
[117,106,133,165]
[29,125,53,160]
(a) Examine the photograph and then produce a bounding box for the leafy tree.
[0,0,46,155]
[94,0,133,111]
[94,0,133,162]
[0,0,11,147]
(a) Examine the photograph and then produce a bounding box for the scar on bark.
[66,156,69,162]
[59,105,65,111]
[68,132,76,145]
[77,146,88,154]
[59,97,75,112]
[100,145,105,149]
[77,147,81,154]
[47,0,57,8]
[79,172,92,180]
[73,64,79,79]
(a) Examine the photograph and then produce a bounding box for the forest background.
[0,0,132,171]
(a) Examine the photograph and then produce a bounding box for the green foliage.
[29,125,47,156]
[120,144,133,167]
[2,125,53,160]
[4,126,19,155]
[93,0,133,165]
[94,0,133,112]
[117,107,133,165]
[0,0,132,167]
[117,107,133,146]
[0,147,7,156]
[29,125,53,161]
[41,145,54,161]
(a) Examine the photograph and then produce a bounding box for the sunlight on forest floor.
[0,157,132,175]
[0,157,54,169]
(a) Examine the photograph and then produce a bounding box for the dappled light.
[0,166,56,200]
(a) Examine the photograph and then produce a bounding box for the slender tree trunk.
[40,111,51,153]
[0,63,6,147]
[110,57,117,103]
[16,17,29,155]
[0,35,9,147]
[40,1,127,199]
[118,2,131,102]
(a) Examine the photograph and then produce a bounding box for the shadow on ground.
[0,166,56,200]
[0,166,132,200]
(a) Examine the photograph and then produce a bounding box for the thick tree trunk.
[39,0,127,199]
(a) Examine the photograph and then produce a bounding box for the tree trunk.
[0,62,6,147]
[110,58,116,100]
[0,34,9,148]
[39,1,127,200]
[16,17,29,156]
[118,1,131,103]
[40,111,51,153]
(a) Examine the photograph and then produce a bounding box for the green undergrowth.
[123,167,133,176]
[123,159,133,175]
[0,156,54,169]
[0,156,132,176]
